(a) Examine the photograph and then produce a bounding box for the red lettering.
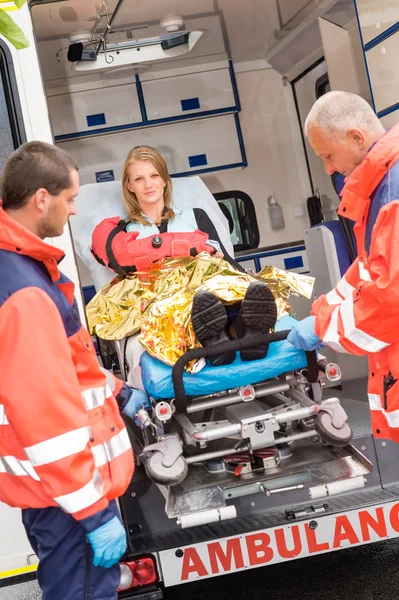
[333,515,360,548]
[305,524,330,553]
[359,508,388,541]
[208,539,244,574]
[390,503,399,532]
[246,533,274,565]
[275,525,302,559]
[181,548,208,581]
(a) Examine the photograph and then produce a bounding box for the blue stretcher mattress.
[140,315,308,400]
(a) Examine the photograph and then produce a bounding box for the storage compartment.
[142,68,237,121]
[48,83,142,138]
[365,32,399,113]
[356,0,399,45]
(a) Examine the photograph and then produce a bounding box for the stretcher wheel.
[144,451,188,486]
[314,411,353,447]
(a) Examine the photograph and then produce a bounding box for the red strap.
[134,255,153,271]
[171,239,190,257]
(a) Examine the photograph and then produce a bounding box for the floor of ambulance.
[0,378,377,600]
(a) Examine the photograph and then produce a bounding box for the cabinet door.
[57,115,244,184]
[356,0,399,45]
[142,68,236,121]
[48,83,142,137]
[365,32,399,113]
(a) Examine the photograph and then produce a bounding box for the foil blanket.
[87,253,314,366]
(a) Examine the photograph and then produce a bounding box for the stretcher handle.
[172,330,318,413]
[304,351,319,383]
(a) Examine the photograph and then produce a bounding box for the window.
[0,40,26,172]
[213,190,259,253]
[315,73,330,99]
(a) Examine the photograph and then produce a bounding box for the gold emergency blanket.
[87,253,314,366]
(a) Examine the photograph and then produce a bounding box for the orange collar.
[338,124,399,224]
[0,208,64,282]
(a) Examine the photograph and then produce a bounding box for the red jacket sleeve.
[0,287,109,520]
[313,202,399,355]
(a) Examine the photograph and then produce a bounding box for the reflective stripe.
[0,456,40,481]
[340,296,389,353]
[100,368,116,393]
[359,261,371,282]
[386,410,399,428]
[81,385,113,411]
[368,393,381,411]
[91,428,131,467]
[24,426,91,467]
[326,288,344,306]
[368,393,399,428]
[54,471,104,514]
[322,306,347,353]
[336,276,355,300]
[0,405,9,425]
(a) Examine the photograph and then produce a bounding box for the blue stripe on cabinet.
[188,154,208,168]
[181,97,200,111]
[86,113,106,127]
[284,255,304,269]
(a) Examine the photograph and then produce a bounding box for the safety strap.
[105,219,136,277]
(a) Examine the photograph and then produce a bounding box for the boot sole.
[191,292,235,366]
[239,282,277,361]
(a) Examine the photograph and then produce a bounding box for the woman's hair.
[122,145,175,225]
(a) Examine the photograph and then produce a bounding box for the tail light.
[119,557,158,592]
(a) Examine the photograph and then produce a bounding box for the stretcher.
[118,314,373,532]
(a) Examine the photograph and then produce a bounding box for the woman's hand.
[213,250,224,259]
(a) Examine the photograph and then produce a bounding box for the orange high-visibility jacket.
[0,208,134,531]
[312,124,399,442]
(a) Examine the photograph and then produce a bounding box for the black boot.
[191,291,236,366]
[235,281,277,361]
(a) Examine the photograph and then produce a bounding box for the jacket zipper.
[383,372,396,410]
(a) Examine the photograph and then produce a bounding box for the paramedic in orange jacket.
[287,90,399,444]
[0,142,148,600]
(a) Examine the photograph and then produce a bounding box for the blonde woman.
[121,145,240,265]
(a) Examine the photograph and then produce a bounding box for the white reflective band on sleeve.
[0,456,40,481]
[326,288,344,306]
[54,472,104,513]
[386,410,399,428]
[24,426,91,467]
[100,368,116,393]
[0,406,9,425]
[322,306,347,353]
[340,296,389,353]
[91,428,131,467]
[359,261,371,282]
[336,276,355,299]
[367,393,399,428]
[81,385,113,411]
[368,393,381,410]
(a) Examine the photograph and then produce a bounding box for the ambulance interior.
[23,0,399,557]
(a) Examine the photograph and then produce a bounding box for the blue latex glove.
[287,316,323,351]
[86,516,127,568]
[122,388,151,425]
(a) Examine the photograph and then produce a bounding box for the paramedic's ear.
[33,188,52,214]
[346,128,367,151]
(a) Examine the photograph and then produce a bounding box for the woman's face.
[127,160,166,209]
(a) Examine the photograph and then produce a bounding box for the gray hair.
[304,91,383,139]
